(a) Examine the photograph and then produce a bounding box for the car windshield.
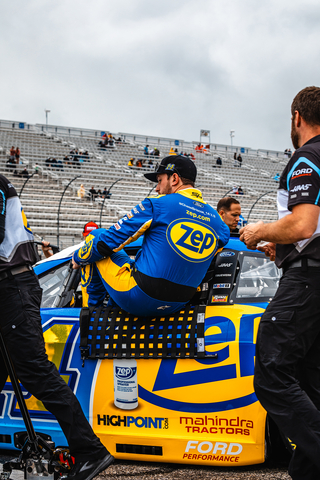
[39,262,71,308]
[236,255,281,299]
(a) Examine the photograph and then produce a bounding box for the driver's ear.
[171,173,180,185]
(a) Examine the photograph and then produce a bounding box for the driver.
[72,155,230,315]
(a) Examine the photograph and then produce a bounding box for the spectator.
[102,187,109,198]
[63,154,71,165]
[89,186,98,202]
[6,157,16,172]
[9,146,15,163]
[34,163,40,174]
[144,145,149,156]
[237,154,242,167]
[238,185,244,195]
[15,147,20,164]
[77,184,85,200]
[128,158,134,167]
[83,150,90,161]
[233,152,238,167]
[21,167,29,178]
[148,158,154,168]
[216,157,222,167]
[154,147,160,157]
[136,159,142,168]
[217,197,241,233]
[195,144,203,151]
[97,189,102,198]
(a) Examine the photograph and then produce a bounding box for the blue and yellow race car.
[0,237,288,467]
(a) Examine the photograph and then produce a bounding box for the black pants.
[0,270,107,462]
[254,267,320,480]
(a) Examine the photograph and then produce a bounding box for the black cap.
[144,155,197,183]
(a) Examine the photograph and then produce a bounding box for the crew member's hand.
[239,221,264,249]
[42,241,53,258]
[72,257,81,270]
[257,242,276,261]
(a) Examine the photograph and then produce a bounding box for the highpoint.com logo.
[97,415,168,429]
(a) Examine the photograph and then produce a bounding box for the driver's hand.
[72,257,81,270]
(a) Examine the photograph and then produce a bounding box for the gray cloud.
[0,0,319,151]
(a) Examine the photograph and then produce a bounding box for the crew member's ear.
[294,110,302,128]
[218,209,225,220]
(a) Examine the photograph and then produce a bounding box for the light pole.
[230,130,235,146]
[45,109,51,129]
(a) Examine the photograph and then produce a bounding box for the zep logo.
[166,218,217,262]
[115,367,137,380]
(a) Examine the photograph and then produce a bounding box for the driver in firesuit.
[72,155,230,315]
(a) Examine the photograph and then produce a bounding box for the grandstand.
[0,119,288,250]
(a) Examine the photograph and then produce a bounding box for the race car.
[0,237,289,467]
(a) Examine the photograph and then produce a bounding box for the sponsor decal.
[165,163,175,171]
[133,207,139,214]
[218,263,233,268]
[114,223,121,230]
[191,191,202,199]
[115,366,136,380]
[292,168,313,178]
[97,414,168,429]
[180,416,253,436]
[290,184,312,192]
[186,209,210,222]
[183,441,242,462]
[220,251,235,257]
[213,284,231,289]
[139,203,145,211]
[78,239,93,260]
[211,295,228,303]
[290,194,297,199]
[193,201,204,208]
[301,192,309,196]
[215,274,232,278]
[127,212,133,219]
[166,218,217,262]
[157,305,171,310]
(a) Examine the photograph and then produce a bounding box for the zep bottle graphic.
[113,359,138,410]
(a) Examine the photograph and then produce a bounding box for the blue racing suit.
[74,188,230,315]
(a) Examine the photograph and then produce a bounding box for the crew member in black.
[0,174,113,480]
[240,86,320,480]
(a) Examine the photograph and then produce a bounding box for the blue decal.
[153,358,236,392]
[138,385,258,413]
[239,314,259,377]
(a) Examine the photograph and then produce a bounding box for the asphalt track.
[0,453,291,479]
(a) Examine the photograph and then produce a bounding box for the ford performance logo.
[115,367,137,380]
[166,219,217,263]
[220,251,235,257]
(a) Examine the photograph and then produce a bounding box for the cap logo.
[165,163,175,171]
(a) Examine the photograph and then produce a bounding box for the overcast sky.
[0,0,319,152]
